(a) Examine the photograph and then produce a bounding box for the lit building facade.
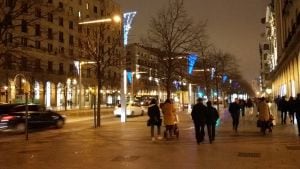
[0,0,122,108]
[262,0,300,97]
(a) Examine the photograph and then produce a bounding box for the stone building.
[0,0,122,109]
[262,0,300,97]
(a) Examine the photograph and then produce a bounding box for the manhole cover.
[238,152,261,158]
[112,155,140,162]
[18,150,41,154]
[286,146,300,150]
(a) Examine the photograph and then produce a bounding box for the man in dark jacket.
[206,101,219,143]
[279,96,289,124]
[147,99,162,141]
[191,98,207,144]
[294,94,300,136]
[229,98,240,133]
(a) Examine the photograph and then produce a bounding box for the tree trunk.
[96,64,102,127]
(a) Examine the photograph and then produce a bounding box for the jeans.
[231,115,240,131]
[207,122,216,141]
[151,125,161,137]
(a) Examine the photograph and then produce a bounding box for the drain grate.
[112,155,140,162]
[238,152,261,158]
[286,146,300,150]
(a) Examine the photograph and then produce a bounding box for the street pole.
[25,93,29,140]
[79,62,82,109]
[120,70,127,123]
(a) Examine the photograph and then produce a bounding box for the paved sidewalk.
[0,108,300,169]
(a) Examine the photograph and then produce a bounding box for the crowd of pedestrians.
[147,93,300,144]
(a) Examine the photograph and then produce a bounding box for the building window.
[78,10,81,18]
[35,40,41,49]
[59,17,64,26]
[58,2,63,9]
[86,3,89,9]
[101,10,104,16]
[35,59,41,69]
[48,43,53,52]
[69,64,74,73]
[5,0,13,7]
[93,6,97,13]
[60,47,65,54]
[21,37,27,46]
[59,32,64,42]
[21,57,27,70]
[48,13,53,22]
[69,49,74,56]
[87,68,91,78]
[78,39,82,48]
[22,2,28,13]
[69,35,74,45]
[35,24,41,36]
[69,21,73,29]
[78,25,82,33]
[48,0,53,3]
[35,8,41,17]
[48,28,53,39]
[5,33,13,43]
[21,20,27,32]
[48,61,53,72]
[59,63,64,74]
[79,0,82,5]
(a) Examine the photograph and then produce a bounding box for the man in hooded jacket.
[191,98,207,144]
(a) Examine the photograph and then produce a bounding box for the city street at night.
[1,108,300,169]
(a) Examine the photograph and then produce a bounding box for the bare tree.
[147,0,207,99]
[81,23,122,127]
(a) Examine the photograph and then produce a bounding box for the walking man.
[206,101,219,143]
[279,96,289,124]
[191,98,207,144]
[229,98,240,133]
[295,94,300,136]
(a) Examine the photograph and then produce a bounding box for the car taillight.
[1,116,15,121]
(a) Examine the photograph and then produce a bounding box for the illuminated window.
[86,3,89,9]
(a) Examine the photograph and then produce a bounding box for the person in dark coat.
[294,94,300,136]
[147,99,162,141]
[288,96,295,124]
[279,96,289,124]
[206,101,219,143]
[229,98,240,133]
[191,98,207,144]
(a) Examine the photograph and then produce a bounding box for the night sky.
[116,0,270,83]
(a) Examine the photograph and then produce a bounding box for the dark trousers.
[296,113,300,135]
[207,122,216,141]
[231,115,240,131]
[194,123,205,143]
[281,111,287,124]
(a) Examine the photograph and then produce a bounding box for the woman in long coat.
[162,99,177,137]
[257,97,270,134]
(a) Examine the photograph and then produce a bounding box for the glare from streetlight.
[113,15,121,23]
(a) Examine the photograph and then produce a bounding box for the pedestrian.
[206,101,219,143]
[229,98,240,133]
[147,99,162,141]
[162,98,177,139]
[279,96,289,124]
[288,96,295,124]
[294,93,300,136]
[257,97,271,135]
[245,98,254,120]
[191,98,207,144]
[239,99,246,117]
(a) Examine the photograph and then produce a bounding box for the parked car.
[113,102,146,116]
[0,104,65,133]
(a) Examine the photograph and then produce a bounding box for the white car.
[113,103,146,116]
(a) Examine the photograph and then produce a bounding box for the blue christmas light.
[123,12,137,46]
[222,74,228,83]
[188,53,198,74]
[127,71,132,84]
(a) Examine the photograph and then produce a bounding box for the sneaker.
[151,137,155,141]
[157,136,163,140]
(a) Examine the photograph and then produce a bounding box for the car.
[113,102,146,116]
[0,104,65,133]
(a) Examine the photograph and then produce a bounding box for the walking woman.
[162,99,177,139]
[147,99,162,141]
